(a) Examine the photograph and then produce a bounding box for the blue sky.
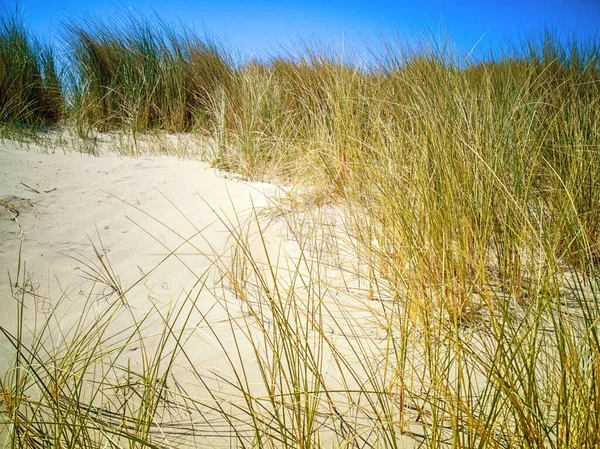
[12,0,600,61]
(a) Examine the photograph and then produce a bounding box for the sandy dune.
[0,139,422,448]
[0,140,283,373]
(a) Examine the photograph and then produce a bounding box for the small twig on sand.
[43,187,57,193]
[20,182,40,194]
[8,207,24,240]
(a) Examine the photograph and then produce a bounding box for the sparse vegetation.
[1,6,600,448]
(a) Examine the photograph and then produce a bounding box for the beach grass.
[0,6,62,130]
[2,7,600,448]
[65,12,231,136]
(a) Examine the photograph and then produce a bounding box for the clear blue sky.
[12,0,600,61]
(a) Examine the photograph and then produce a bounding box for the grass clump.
[66,12,232,135]
[0,6,62,129]
[207,33,600,320]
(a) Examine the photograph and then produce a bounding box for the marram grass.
[0,6,62,128]
[66,12,231,135]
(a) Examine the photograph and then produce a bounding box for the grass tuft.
[0,5,62,129]
[66,11,232,135]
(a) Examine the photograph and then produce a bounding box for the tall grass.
[66,12,231,134]
[0,6,62,128]
[209,33,600,317]
[2,8,600,448]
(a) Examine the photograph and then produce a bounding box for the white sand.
[0,140,284,368]
[0,139,421,447]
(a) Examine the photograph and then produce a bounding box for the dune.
[1,6,598,444]
[0,137,283,359]
[0,138,423,448]
[0,140,291,446]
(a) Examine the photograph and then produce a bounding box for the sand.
[0,137,283,349]
[0,138,422,447]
